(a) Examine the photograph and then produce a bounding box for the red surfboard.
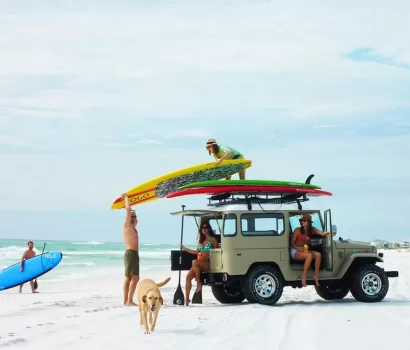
[166,185,332,199]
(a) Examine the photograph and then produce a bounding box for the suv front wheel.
[349,264,389,302]
[242,265,284,305]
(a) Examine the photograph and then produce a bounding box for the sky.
[0,0,409,245]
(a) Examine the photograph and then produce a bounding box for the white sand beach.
[0,249,409,350]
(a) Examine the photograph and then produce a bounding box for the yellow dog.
[136,277,171,334]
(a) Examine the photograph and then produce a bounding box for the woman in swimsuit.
[180,222,218,305]
[290,213,330,287]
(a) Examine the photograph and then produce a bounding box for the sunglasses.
[131,215,137,218]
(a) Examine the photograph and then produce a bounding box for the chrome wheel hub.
[361,273,382,296]
[254,274,276,298]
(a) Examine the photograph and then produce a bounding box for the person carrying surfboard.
[205,138,246,180]
[19,241,39,294]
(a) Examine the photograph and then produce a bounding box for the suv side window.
[241,213,285,236]
[222,213,237,237]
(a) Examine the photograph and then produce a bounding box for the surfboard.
[111,159,252,209]
[0,251,63,291]
[167,185,332,199]
[178,179,321,190]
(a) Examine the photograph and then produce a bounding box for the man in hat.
[205,138,246,180]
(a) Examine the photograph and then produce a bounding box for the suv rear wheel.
[349,264,389,302]
[315,283,350,300]
[211,282,245,304]
[242,265,283,305]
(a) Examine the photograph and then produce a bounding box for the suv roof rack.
[206,193,310,210]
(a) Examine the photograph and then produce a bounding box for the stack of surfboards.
[166,179,332,199]
[111,158,331,209]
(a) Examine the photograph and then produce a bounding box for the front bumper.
[385,270,399,278]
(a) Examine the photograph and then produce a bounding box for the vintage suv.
[170,200,399,306]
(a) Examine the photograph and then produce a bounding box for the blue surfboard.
[0,251,63,291]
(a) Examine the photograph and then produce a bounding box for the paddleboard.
[0,251,63,291]
[167,185,332,199]
[178,179,321,190]
[111,159,252,209]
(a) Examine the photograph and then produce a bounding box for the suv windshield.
[289,212,323,233]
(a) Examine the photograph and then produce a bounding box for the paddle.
[34,243,46,291]
[173,205,186,305]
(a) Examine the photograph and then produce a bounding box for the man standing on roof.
[205,138,246,180]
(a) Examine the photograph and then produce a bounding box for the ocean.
[0,239,176,282]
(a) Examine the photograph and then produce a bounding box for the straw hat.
[206,138,217,146]
[300,213,312,222]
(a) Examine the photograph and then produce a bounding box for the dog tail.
[156,277,171,287]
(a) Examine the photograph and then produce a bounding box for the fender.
[336,253,384,279]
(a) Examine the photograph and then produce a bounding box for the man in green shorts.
[205,138,246,180]
[121,193,140,306]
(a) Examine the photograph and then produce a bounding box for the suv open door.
[323,209,333,271]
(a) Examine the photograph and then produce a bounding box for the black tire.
[211,283,246,304]
[349,264,389,303]
[315,284,350,300]
[242,265,283,305]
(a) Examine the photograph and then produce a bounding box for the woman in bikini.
[290,213,330,287]
[180,222,218,305]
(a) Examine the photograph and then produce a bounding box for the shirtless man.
[121,193,140,306]
[19,241,39,293]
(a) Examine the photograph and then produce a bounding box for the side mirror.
[331,224,337,236]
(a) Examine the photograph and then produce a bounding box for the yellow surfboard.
[111,159,252,209]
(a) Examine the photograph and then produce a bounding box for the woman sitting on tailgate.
[290,213,330,287]
[180,222,218,305]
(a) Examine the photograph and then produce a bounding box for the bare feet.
[185,299,191,306]
[126,301,138,306]
[301,273,307,287]
[32,291,39,293]
[313,274,320,287]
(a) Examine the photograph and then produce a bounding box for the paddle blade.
[173,284,185,305]
[192,291,202,304]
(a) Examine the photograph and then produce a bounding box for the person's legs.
[127,275,139,306]
[19,283,23,293]
[29,279,38,293]
[293,251,313,287]
[124,249,140,306]
[191,260,202,292]
[123,276,131,305]
[193,259,210,292]
[185,268,195,305]
[310,251,322,286]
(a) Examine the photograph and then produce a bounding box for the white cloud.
[0,0,409,122]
